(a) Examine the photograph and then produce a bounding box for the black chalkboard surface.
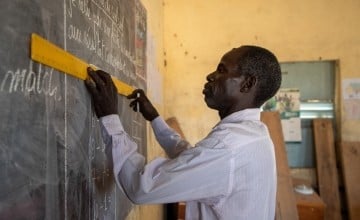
[0,0,147,219]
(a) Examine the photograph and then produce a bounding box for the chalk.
[137,93,140,112]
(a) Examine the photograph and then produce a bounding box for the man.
[85,45,281,220]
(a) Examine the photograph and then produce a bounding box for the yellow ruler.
[30,33,135,96]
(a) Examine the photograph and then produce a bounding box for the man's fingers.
[127,89,144,99]
[127,89,139,99]
[129,100,139,111]
[85,77,97,94]
[87,68,105,87]
[96,70,113,85]
[85,77,103,103]
[129,100,137,108]
[89,69,117,95]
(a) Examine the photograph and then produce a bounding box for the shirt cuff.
[99,114,125,136]
[151,116,170,133]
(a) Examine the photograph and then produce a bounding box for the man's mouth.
[202,84,212,96]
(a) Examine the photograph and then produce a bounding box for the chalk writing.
[93,0,120,24]
[67,0,91,19]
[0,0,147,219]
[0,61,61,101]
[65,0,136,77]
[135,0,146,79]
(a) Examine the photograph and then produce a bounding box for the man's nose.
[206,72,215,82]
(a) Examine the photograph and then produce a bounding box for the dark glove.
[84,68,118,118]
[127,89,159,121]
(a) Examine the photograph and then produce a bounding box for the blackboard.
[0,0,147,219]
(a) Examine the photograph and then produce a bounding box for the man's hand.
[128,89,159,121]
[84,68,118,118]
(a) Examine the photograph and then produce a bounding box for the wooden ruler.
[30,33,135,96]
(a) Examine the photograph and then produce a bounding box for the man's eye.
[218,67,225,73]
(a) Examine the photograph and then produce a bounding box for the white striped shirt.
[100,108,276,220]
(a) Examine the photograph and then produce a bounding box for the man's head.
[203,46,281,118]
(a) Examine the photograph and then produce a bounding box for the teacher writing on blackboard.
[85,45,281,220]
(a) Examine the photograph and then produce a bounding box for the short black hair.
[236,45,282,107]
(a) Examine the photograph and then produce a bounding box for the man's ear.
[240,76,257,93]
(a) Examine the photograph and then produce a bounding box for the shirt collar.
[216,108,261,126]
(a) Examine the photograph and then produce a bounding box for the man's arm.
[84,69,229,204]
[100,114,229,204]
[150,116,191,158]
[127,88,190,158]
[84,68,190,157]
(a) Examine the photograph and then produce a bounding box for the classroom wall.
[126,0,165,219]
[125,1,360,219]
[162,0,360,144]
